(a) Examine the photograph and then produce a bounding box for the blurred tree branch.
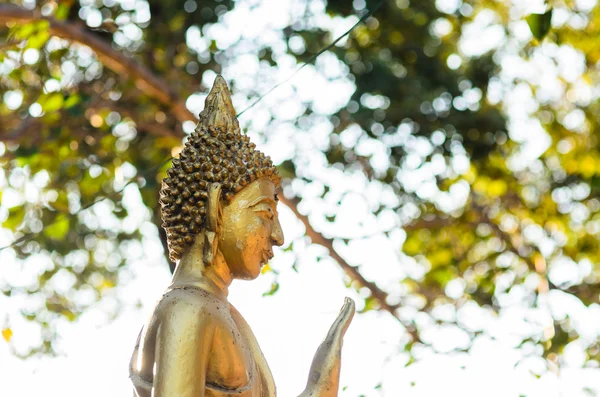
[280,196,399,313]
[3,116,39,142]
[0,3,192,125]
[280,195,421,342]
[0,3,416,338]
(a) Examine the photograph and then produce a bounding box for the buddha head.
[159,76,284,279]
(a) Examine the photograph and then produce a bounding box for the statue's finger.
[343,297,355,315]
[326,298,355,339]
[338,298,355,333]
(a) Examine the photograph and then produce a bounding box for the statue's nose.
[271,216,284,247]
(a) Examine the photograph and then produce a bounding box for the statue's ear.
[206,182,222,233]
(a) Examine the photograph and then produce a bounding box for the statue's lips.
[261,250,274,265]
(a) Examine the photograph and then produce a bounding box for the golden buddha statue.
[129,76,355,397]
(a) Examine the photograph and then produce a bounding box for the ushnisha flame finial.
[197,75,240,134]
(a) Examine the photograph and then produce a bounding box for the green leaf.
[278,160,296,179]
[262,282,280,297]
[27,30,50,50]
[38,93,64,113]
[526,10,553,40]
[64,94,80,109]
[4,207,25,230]
[61,309,76,322]
[44,217,69,240]
[283,242,294,252]
[362,296,379,312]
[55,4,71,21]
[11,20,49,41]
[2,328,13,342]
[34,20,50,32]
[169,13,186,32]
[12,23,36,40]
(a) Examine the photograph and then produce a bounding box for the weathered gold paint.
[158,76,280,262]
[129,76,354,397]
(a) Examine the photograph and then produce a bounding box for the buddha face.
[219,177,284,280]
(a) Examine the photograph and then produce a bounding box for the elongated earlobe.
[206,183,222,233]
[204,183,222,266]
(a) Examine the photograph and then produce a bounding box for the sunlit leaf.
[4,207,25,230]
[43,217,69,240]
[39,93,64,113]
[64,94,80,109]
[262,282,279,297]
[61,310,76,322]
[526,10,553,40]
[55,3,71,20]
[27,30,50,50]
[1,328,12,342]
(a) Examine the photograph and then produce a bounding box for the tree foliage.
[1,0,600,380]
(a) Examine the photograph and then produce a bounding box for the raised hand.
[325,297,355,342]
[299,298,355,397]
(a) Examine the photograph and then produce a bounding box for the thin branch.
[3,116,40,142]
[279,197,400,313]
[403,217,458,231]
[236,0,387,117]
[0,4,194,124]
[282,194,421,341]
[282,195,421,343]
[548,280,600,304]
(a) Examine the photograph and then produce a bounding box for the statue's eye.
[258,209,274,220]
[251,201,276,220]
[254,205,274,220]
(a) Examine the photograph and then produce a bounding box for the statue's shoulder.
[153,286,229,325]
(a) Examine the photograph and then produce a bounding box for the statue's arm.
[152,300,216,397]
[130,327,153,397]
[299,298,355,397]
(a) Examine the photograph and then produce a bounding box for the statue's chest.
[206,313,256,393]
[205,306,276,397]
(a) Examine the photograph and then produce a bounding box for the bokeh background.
[2,0,600,395]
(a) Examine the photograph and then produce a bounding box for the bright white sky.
[2,0,600,395]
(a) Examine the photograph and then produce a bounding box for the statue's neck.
[170,233,232,301]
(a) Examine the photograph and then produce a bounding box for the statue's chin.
[230,264,261,281]
[234,273,260,281]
